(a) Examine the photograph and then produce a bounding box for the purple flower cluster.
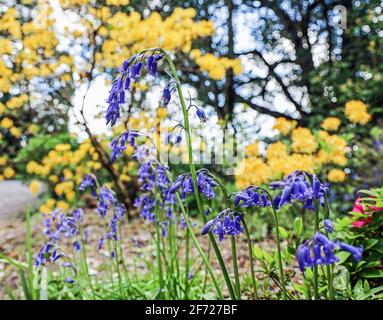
[78,175,125,255]
[110,129,139,162]
[201,209,243,241]
[79,174,97,197]
[324,219,334,233]
[232,187,274,208]
[35,208,84,267]
[270,171,328,211]
[169,170,218,200]
[297,232,363,272]
[105,52,164,126]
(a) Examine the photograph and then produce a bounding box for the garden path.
[0,180,42,220]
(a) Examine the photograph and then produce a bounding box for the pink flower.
[351,197,382,228]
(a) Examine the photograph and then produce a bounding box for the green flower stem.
[112,242,125,299]
[231,236,241,299]
[324,196,334,300]
[175,193,224,299]
[241,219,259,300]
[184,226,190,299]
[213,176,244,300]
[25,209,37,300]
[79,229,96,299]
[271,207,288,300]
[162,50,235,300]
[313,203,320,300]
[154,200,165,299]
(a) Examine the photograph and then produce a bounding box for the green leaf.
[293,217,303,236]
[333,266,350,291]
[353,279,364,298]
[363,239,378,250]
[360,269,383,278]
[252,246,263,260]
[336,251,351,264]
[278,226,288,239]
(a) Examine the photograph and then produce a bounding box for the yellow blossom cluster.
[26,141,103,213]
[272,117,297,135]
[321,117,341,131]
[0,2,73,172]
[291,127,318,154]
[0,156,15,180]
[190,49,242,80]
[58,2,241,80]
[327,168,346,183]
[235,118,349,189]
[0,7,73,91]
[344,100,372,125]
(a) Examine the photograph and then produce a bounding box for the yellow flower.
[266,142,288,160]
[291,127,318,154]
[273,117,297,135]
[344,100,372,124]
[327,169,346,183]
[55,143,71,152]
[1,117,14,129]
[235,157,272,189]
[3,167,15,179]
[65,191,75,202]
[29,180,41,196]
[245,142,259,158]
[49,175,59,183]
[10,126,21,138]
[0,156,7,166]
[321,117,341,131]
[57,201,69,211]
[156,107,167,119]
[39,205,51,214]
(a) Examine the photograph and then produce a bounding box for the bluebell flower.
[162,86,172,107]
[105,77,125,126]
[64,278,75,284]
[132,144,156,163]
[270,171,328,211]
[296,232,363,272]
[110,129,139,162]
[196,171,218,200]
[174,133,183,145]
[169,170,218,200]
[35,208,85,267]
[166,133,173,144]
[72,208,84,222]
[50,249,63,263]
[98,237,104,252]
[79,174,97,197]
[196,107,208,123]
[232,187,273,209]
[130,61,143,80]
[324,219,334,233]
[62,262,73,268]
[134,194,156,222]
[201,209,243,241]
[97,186,117,217]
[338,242,363,261]
[147,54,163,76]
[73,241,81,252]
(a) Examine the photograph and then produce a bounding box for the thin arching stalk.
[313,202,320,300]
[161,49,235,299]
[241,219,259,300]
[271,206,288,300]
